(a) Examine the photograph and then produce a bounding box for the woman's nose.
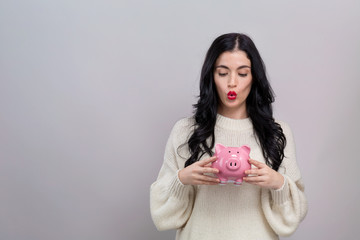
[228,73,237,88]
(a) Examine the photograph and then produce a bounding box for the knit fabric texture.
[150,114,307,240]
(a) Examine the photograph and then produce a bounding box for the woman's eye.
[218,73,227,77]
[239,73,248,77]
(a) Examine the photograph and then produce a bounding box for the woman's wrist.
[273,173,285,190]
[177,169,186,185]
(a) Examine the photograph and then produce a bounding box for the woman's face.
[213,50,252,119]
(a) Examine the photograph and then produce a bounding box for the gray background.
[1,0,359,239]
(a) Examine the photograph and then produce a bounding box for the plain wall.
[1,0,359,239]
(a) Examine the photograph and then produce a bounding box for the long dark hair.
[183,33,286,171]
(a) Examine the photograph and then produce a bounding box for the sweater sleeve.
[261,121,308,236]
[150,119,196,231]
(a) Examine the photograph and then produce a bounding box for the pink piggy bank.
[212,143,251,185]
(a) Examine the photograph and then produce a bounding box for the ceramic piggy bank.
[212,143,251,185]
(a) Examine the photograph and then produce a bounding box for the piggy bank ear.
[215,143,226,154]
[241,145,251,155]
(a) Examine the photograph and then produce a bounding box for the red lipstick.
[227,91,237,100]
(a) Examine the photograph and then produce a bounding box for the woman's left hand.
[244,159,284,190]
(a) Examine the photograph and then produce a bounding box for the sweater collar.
[215,114,253,131]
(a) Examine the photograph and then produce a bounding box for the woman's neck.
[217,106,248,119]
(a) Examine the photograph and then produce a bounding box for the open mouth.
[227,91,237,100]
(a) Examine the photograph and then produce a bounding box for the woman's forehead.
[215,50,251,68]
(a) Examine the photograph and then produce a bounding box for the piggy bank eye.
[228,150,231,153]
[237,151,239,153]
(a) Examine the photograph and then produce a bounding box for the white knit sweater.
[150,114,307,240]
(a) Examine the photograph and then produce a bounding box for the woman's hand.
[178,156,220,185]
[244,159,284,190]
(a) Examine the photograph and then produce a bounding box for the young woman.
[150,33,307,240]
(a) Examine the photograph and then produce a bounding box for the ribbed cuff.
[168,170,191,199]
[270,174,290,205]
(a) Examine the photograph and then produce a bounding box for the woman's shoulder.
[172,116,196,131]
[168,116,196,142]
[275,119,294,139]
[275,119,290,129]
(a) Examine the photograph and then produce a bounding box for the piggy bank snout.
[226,159,241,171]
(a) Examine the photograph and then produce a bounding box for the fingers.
[243,176,266,184]
[245,168,265,176]
[179,156,220,185]
[190,171,219,185]
[244,159,267,185]
[198,175,220,184]
[245,169,256,175]
[244,161,283,189]
[202,167,219,174]
[249,158,266,168]
[199,156,217,167]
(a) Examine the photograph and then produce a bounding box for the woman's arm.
[260,121,308,236]
[150,119,196,231]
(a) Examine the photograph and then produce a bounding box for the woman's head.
[213,50,252,119]
[185,33,285,171]
[199,33,274,118]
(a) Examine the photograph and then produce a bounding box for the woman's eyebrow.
[215,65,251,70]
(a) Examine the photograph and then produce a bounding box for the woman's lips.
[227,91,237,100]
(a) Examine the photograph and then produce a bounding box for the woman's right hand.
[178,156,220,185]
